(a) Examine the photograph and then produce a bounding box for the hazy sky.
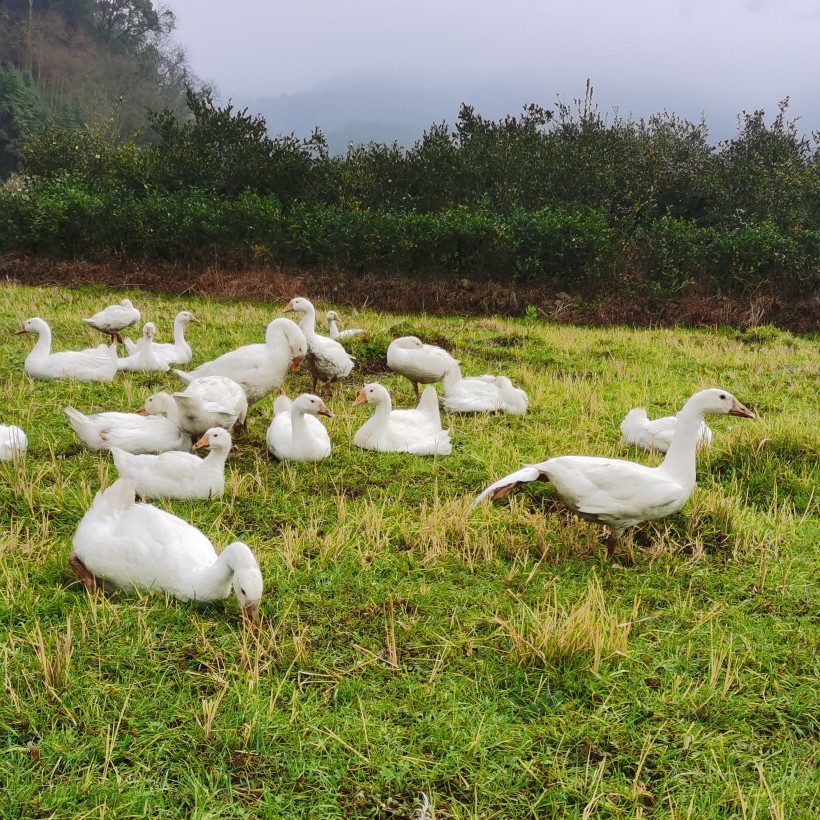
[165,0,820,137]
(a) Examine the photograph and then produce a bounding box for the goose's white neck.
[202,443,230,468]
[297,304,317,337]
[290,403,313,444]
[172,317,187,346]
[658,398,707,491]
[326,317,339,339]
[29,325,53,358]
[443,365,463,389]
[184,543,242,601]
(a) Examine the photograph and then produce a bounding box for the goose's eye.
[240,587,246,596]
[719,394,726,400]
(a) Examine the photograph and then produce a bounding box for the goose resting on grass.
[353,382,451,455]
[111,427,231,499]
[473,388,754,558]
[64,392,191,454]
[266,393,333,462]
[325,310,364,341]
[125,310,198,366]
[620,406,712,453]
[82,299,140,343]
[17,318,119,382]
[116,323,170,373]
[70,478,263,622]
[387,336,459,398]
[442,365,529,415]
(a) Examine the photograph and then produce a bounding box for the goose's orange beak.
[352,390,367,407]
[317,402,334,418]
[14,325,27,335]
[134,405,147,415]
[729,399,755,419]
[193,434,209,450]
[282,301,294,313]
[290,355,303,372]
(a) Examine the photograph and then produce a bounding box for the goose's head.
[353,383,390,407]
[16,317,48,336]
[325,310,340,323]
[294,393,334,418]
[142,322,157,340]
[136,391,175,416]
[390,336,424,351]
[120,299,135,309]
[283,297,314,317]
[225,542,264,624]
[176,310,199,325]
[266,318,307,371]
[193,427,233,452]
[688,388,754,419]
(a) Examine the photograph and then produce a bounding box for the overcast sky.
[165,0,820,140]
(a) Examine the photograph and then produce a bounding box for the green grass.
[1,283,818,818]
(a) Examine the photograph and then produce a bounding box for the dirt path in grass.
[2,256,818,334]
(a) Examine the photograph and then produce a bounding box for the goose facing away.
[17,317,119,382]
[441,365,529,415]
[116,323,170,372]
[70,478,263,622]
[82,299,140,343]
[620,407,712,453]
[0,425,27,461]
[386,336,459,398]
[125,310,198,365]
[352,382,451,455]
[171,376,249,438]
[266,393,333,462]
[283,297,355,396]
[325,310,364,341]
[174,318,307,406]
[64,392,191,454]
[474,389,754,558]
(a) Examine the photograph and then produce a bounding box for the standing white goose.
[172,376,248,438]
[283,297,355,395]
[266,393,333,462]
[620,407,712,453]
[325,310,364,341]
[125,310,198,366]
[116,323,170,372]
[174,318,307,406]
[473,388,754,558]
[387,336,459,398]
[0,425,27,461]
[353,382,452,455]
[70,478,263,622]
[82,299,140,343]
[17,318,118,382]
[64,392,191,454]
[110,427,232,499]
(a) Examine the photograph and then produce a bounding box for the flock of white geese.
[4,295,755,623]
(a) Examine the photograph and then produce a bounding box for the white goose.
[266,394,333,462]
[82,299,140,343]
[283,297,355,395]
[0,425,27,461]
[441,366,529,415]
[387,336,459,397]
[620,407,712,453]
[17,317,119,382]
[174,318,307,406]
[64,392,191,454]
[325,310,364,341]
[110,427,231,500]
[172,376,248,438]
[116,323,170,373]
[353,382,452,455]
[125,310,198,365]
[70,478,263,622]
[474,388,754,558]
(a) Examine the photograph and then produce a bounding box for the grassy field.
[1,283,818,819]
